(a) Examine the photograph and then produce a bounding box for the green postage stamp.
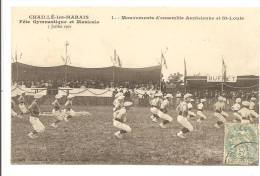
[224,123,259,165]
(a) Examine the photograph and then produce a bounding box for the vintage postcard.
[10,7,259,165]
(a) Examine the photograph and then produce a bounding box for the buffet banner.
[207,75,237,82]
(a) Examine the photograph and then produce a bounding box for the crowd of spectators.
[12,80,258,109]
[12,80,162,90]
[186,89,258,102]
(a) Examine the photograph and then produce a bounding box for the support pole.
[221,82,224,94]
[113,66,115,85]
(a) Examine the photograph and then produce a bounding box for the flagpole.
[64,41,70,84]
[113,66,115,82]
[160,51,163,91]
[15,50,19,83]
[112,49,117,86]
[159,48,168,92]
[221,56,225,93]
[184,58,187,93]
[113,64,115,85]
[115,50,117,85]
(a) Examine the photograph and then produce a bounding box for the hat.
[55,94,62,99]
[155,92,163,97]
[218,96,223,101]
[67,94,74,99]
[200,99,206,103]
[115,93,123,98]
[176,94,181,98]
[242,101,250,107]
[235,98,242,103]
[165,94,173,98]
[124,101,133,107]
[190,99,195,102]
[250,97,257,101]
[34,94,43,99]
[184,93,192,99]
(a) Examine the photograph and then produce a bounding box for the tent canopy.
[12,62,161,84]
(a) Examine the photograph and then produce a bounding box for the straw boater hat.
[250,97,257,101]
[235,98,242,103]
[155,92,163,97]
[176,94,181,98]
[218,96,223,101]
[200,99,206,103]
[242,101,250,107]
[184,93,192,99]
[124,102,133,107]
[165,94,173,99]
[55,94,63,99]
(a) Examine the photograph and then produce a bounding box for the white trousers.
[19,103,28,113]
[233,112,242,121]
[150,107,159,114]
[221,111,229,118]
[29,116,45,133]
[250,110,259,118]
[177,115,193,131]
[157,110,173,122]
[197,111,206,120]
[113,120,132,133]
[11,109,17,117]
[188,111,196,117]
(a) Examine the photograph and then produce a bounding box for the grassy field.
[12,105,235,165]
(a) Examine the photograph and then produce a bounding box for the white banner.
[11,85,47,96]
[207,75,237,82]
[58,87,113,97]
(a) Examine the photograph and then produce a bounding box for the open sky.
[12,7,260,78]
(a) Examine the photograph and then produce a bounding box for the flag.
[114,49,118,65]
[111,49,122,67]
[68,56,71,64]
[184,58,187,92]
[61,56,65,63]
[161,53,167,69]
[110,56,115,65]
[184,58,187,78]
[117,56,122,67]
[222,59,227,82]
[15,50,18,62]
[110,50,117,66]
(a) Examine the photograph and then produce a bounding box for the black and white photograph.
[8,7,260,166]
